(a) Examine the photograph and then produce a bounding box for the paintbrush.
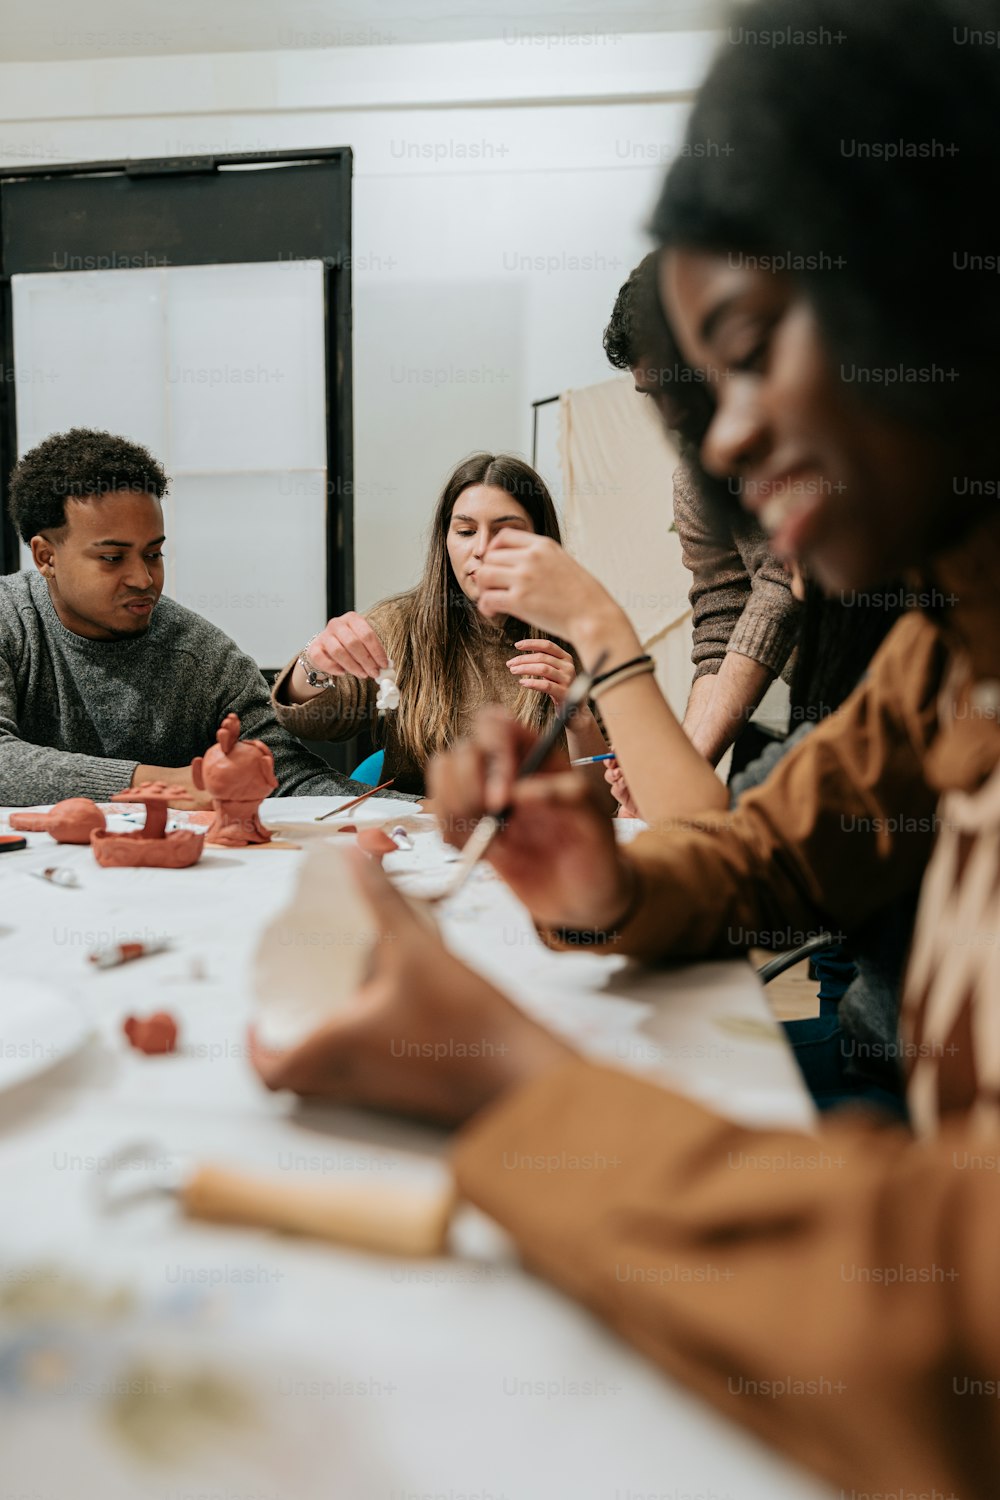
[433,650,610,903]
[314,777,397,822]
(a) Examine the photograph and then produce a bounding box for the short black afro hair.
[652,0,1000,436]
[8,428,169,543]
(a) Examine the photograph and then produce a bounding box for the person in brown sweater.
[271,452,609,796]
[604,253,803,765]
[253,3,1000,1495]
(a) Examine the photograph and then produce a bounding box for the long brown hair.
[380,453,566,767]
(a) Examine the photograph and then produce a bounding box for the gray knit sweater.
[0,570,399,807]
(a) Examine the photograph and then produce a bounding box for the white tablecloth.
[0,796,831,1498]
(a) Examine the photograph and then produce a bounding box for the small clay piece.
[11,798,106,844]
[335,824,358,834]
[254,844,378,1051]
[254,843,437,1052]
[91,785,203,869]
[356,827,398,863]
[191,713,277,847]
[123,1011,179,1055]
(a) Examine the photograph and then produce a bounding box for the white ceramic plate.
[0,978,91,1092]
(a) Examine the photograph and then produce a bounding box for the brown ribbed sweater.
[272,594,544,796]
[672,462,802,682]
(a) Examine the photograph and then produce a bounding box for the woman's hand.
[605,758,641,818]
[477,531,620,648]
[506,638,576,705]
[306,612,389,680]
[250,849,573,1124]
[426,707,635,934]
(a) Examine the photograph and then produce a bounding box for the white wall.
[0,32,716,611]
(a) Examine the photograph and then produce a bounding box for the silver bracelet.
[298,637,336,690]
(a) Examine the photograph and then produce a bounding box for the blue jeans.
[782,1016,908,1120]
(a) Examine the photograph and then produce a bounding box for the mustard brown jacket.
[455,518,1000,1499]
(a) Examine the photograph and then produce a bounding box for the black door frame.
[0,148,354,634]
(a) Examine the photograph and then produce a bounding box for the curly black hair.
[605,252,715,441]
[603,253,660,372]
[8,428,169,543]
[651,0,1000,436]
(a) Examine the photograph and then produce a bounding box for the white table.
[0,796,831,1498]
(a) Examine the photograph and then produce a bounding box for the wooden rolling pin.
[181,1163,456,1257]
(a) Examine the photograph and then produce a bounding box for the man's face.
[31,489,166,640]
[631,357,686,429]
[660,248,961,593]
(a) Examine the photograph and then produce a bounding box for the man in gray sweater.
[0,428,393,808]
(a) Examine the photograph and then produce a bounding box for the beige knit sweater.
[272,594,545,795]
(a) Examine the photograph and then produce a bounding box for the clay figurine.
[123,1011,179,1055]
[91,784,204,869]
[191,713,277,847]
[11,797,106,844]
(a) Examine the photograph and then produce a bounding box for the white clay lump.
[254,843,377,1051]
[376,659,400,712]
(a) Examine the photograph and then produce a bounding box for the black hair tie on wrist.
[589,653,652,690]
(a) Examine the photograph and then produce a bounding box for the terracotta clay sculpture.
[192,713,277,847]
[123,1011,179,1055]
[91,785,204,869]
[11,797,106,844]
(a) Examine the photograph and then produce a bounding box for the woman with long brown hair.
[272,452,608,794]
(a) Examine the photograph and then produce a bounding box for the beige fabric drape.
[557,375,694,716]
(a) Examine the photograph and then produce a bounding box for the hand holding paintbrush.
[428,651,609,903]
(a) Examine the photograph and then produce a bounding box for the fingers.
[345,846,426,948]
[509,766,607,821]
[513,639,572,659]
[249,1008,366,1097]
[427,709,541,838]
[475,562,515,618]
[506,644,574,703]
[311,613,388,678]
[484,527,535,554]
[506,662,569,686]
[427,739,491,846]
[476,539,549,614]
[248,1026,289,1089]
[478,587,512,620]
[475,705,547,810]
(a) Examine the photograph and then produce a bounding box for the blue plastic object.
[348,749,386,786]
